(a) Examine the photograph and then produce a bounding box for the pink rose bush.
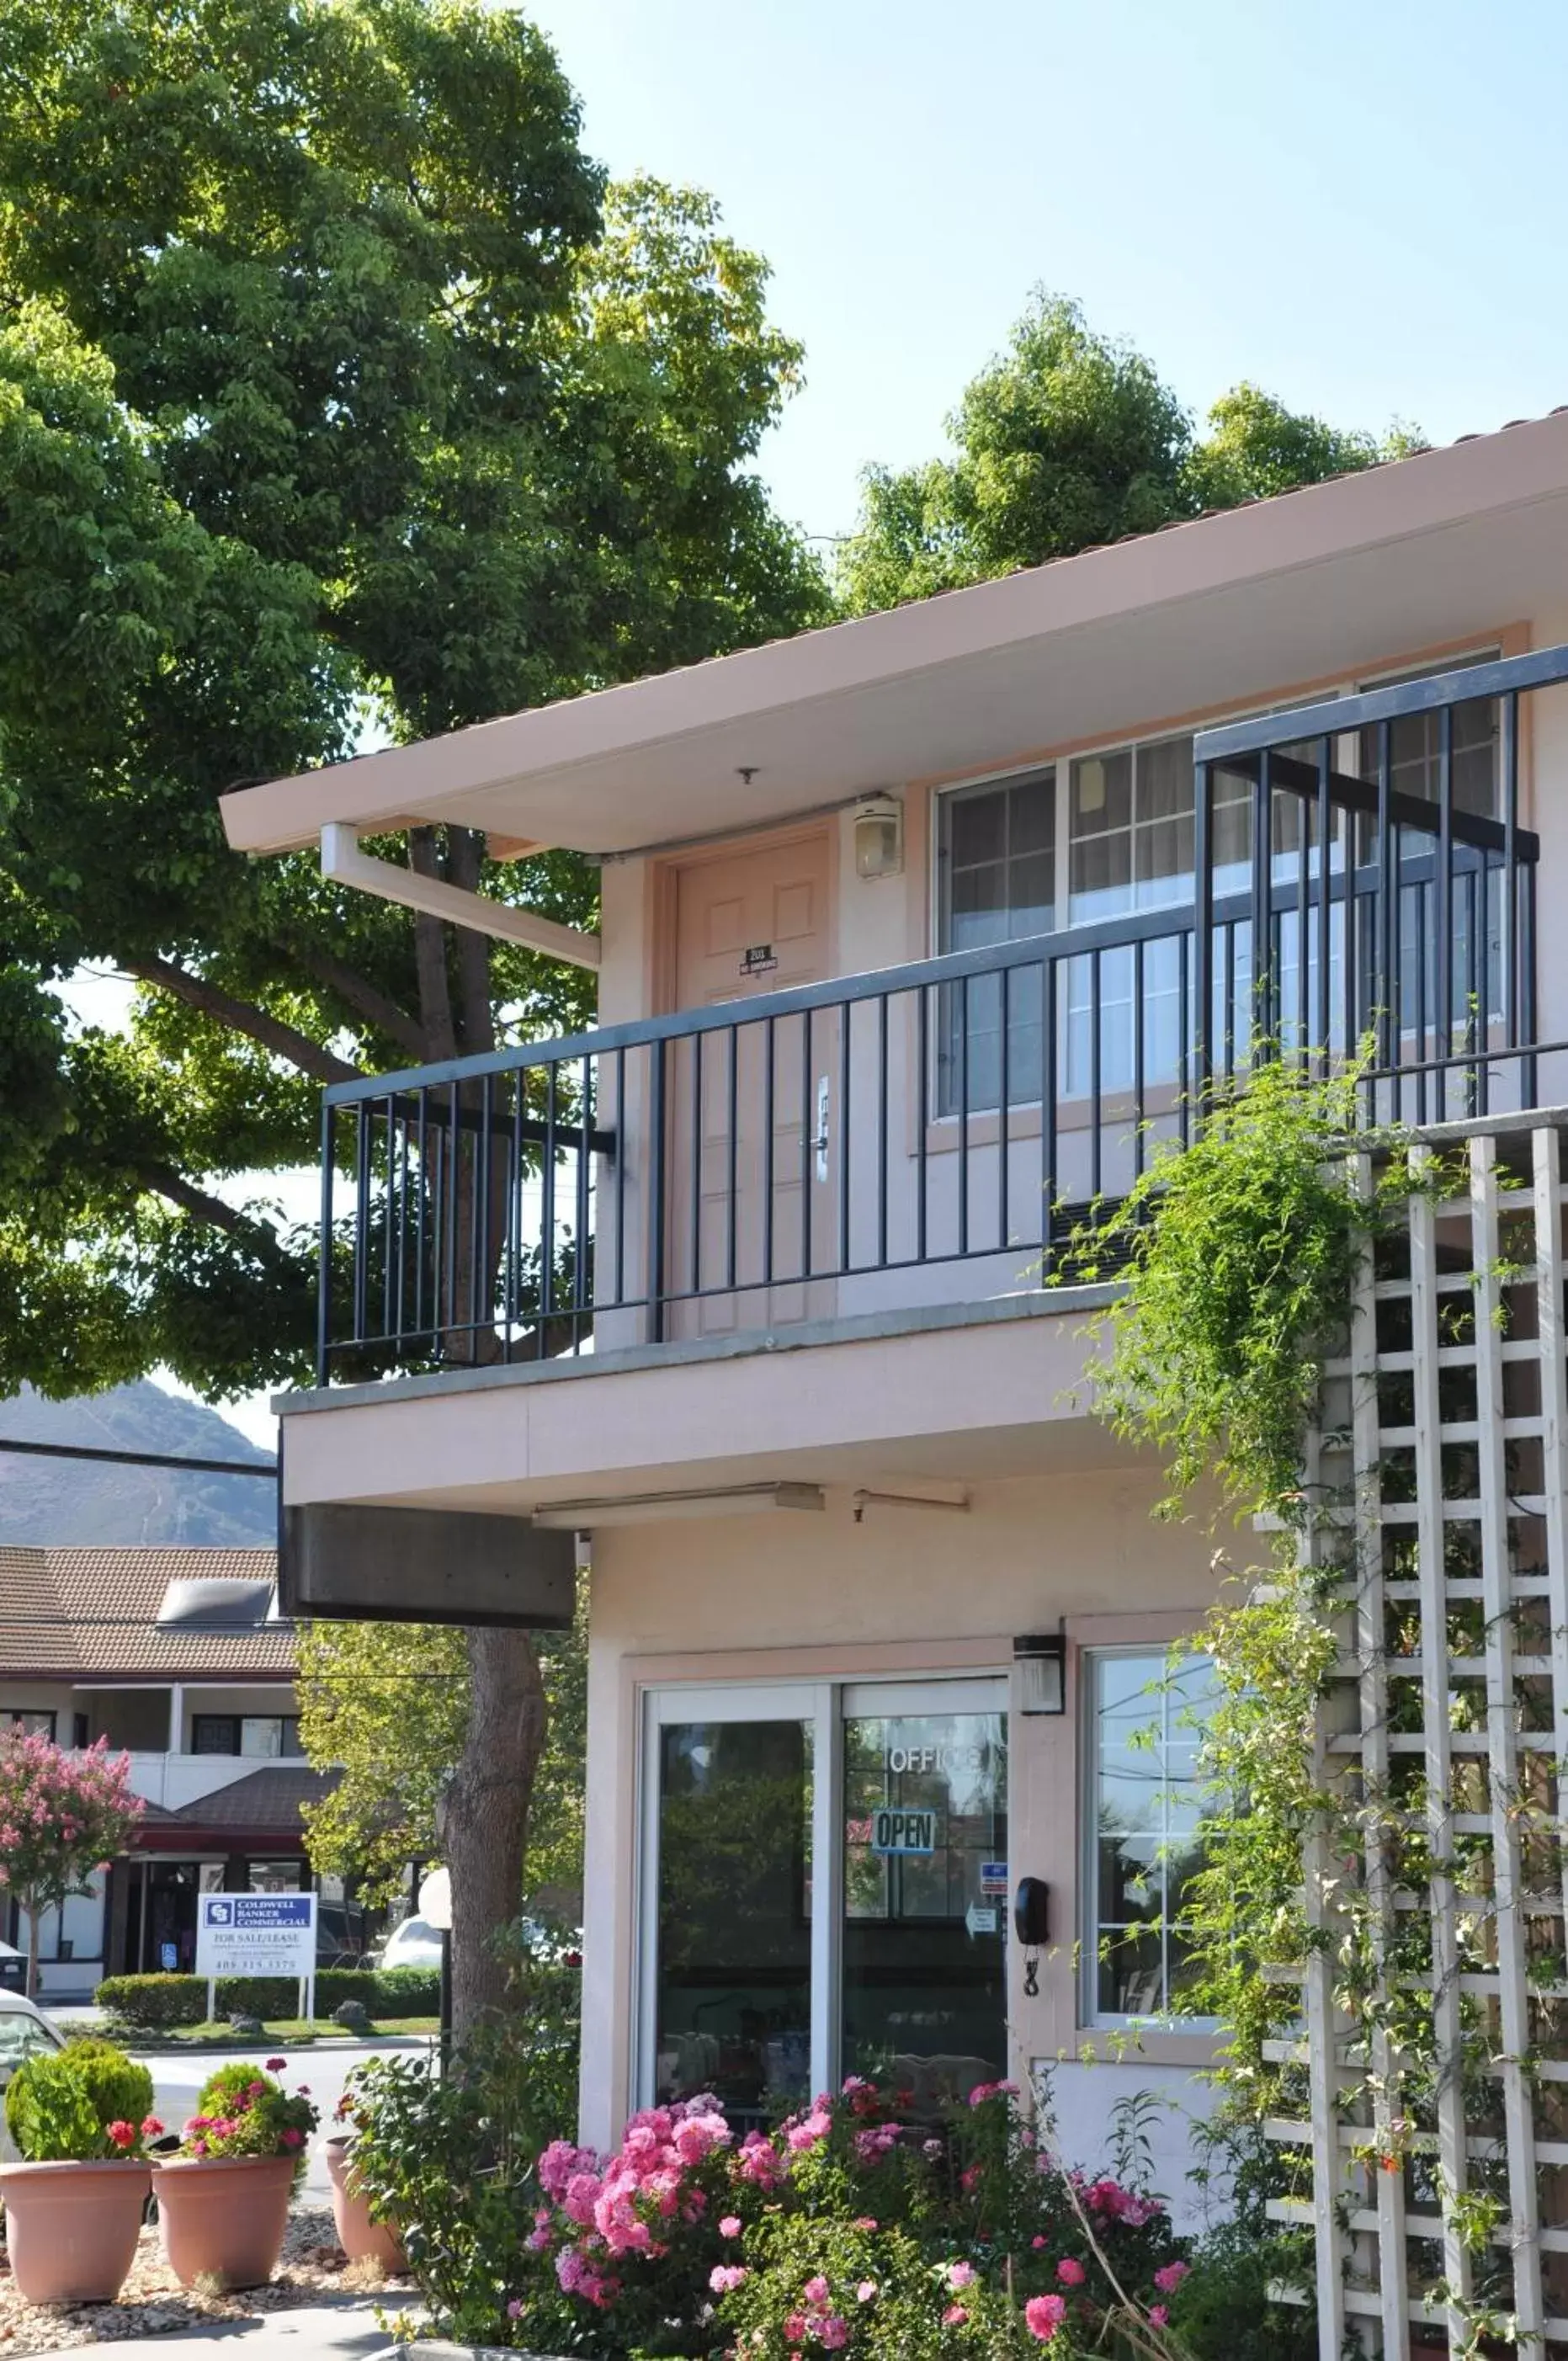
[175,2056,318,2172]
[499,2077,1195,2356]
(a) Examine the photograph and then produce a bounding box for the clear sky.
[529,0,1568,545]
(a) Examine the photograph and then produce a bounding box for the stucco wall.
[578,1460,1225,2152]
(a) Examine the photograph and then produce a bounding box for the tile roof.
[172,1764,337,1828]
[0,1548,294,1679]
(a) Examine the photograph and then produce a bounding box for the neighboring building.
[0,1547,349,1996]
[220,410,1568,2178]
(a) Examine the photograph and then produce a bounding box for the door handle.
[814,1075,830,1183]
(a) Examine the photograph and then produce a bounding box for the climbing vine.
[1070,1063,1560,2356]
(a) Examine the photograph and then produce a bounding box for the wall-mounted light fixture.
[1013,1628,1067,1715]
[853,794,904,880]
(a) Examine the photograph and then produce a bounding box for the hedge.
[95,1965,440,2029]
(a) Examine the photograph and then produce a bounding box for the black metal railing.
[315,646,1560,1385]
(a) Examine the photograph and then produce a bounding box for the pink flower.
[1149,2306,1169,2327]
[817,2319,849,2351]
[1056,2257,1085,2286]
[1153,2261,1189,2294]
[784,2314,807,2343]
[673,2110,730,2164]
[787,2110,832,2152]
[279,2128,304,2149]
[853,2216,877,2231]
[1031,2236,1047,2250]
[265,2057,287,2071]
[946,2261,975,2289]
[710,2264,748,2294]
[141,2117,164,2139]
[720,2215,741,2238]
[966,2078,1018,2107]
[943,2305,969,2327]
[1025,2293,1068,2342]
[106,2120,136,2150]
[857,2280,878,2303]
[923,2138,944,2158]
[507,2300,525,2320]
[803,2276,830,2305]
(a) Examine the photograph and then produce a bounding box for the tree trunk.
[437,1625,548,2036]
[23,1896,40,1999]
[417,827,554,2039]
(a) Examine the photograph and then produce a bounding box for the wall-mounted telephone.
[1014,1878,1049,1997]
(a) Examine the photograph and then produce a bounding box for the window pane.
[241,1718,284,1758]
[937,771,1055,1114]
[842,1708,1007,2105]
[656,1718,812,2125]
[1087,1651,1217,2022]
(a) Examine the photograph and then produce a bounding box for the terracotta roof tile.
[0,1547,294,1680]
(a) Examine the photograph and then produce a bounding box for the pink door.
[664,832,835,1335]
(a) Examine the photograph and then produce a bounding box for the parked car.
[375,1915,444,1973]
[0,1990,65,2162]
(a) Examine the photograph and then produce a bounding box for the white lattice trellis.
[1265,1113,1568,2357]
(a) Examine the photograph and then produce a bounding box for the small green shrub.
[5,2040,154,2162]
[95,1973,205,2029]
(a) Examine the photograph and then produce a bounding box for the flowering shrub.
[484,2080,1199,2358]
[0,1731,141,1995]
[177,2057,317,2174]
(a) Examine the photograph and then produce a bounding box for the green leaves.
[1086,1058,1378,1521]
[837,291,1422,614]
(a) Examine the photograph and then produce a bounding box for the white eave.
[221,409,1568,864]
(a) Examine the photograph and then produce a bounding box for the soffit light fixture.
[1013,1628,1067,1715]
[532,1481,826,1530]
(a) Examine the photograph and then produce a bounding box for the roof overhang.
[221,411,1568,862]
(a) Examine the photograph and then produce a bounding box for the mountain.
[0,1383,276,1546]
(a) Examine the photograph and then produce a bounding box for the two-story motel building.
[220,411,1568,2177]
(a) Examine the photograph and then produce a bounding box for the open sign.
[870,1806,938,1855]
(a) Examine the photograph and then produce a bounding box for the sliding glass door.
[640,1677,1007,2124]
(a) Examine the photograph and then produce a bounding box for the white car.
[376,1915,445,1973]
[0,1988,66,2162]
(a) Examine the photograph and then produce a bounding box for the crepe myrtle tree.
[0,1731,143,1996]
[0,0,827,2032]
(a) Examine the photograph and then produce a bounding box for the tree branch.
[127,956,359,1084]
[274,937,426,1061]
[140,1165,287,1252]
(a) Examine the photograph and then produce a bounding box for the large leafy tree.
[837,292,1420,612]
[0,0,826,2028]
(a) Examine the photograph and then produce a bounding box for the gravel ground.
[0,2205,413,2354]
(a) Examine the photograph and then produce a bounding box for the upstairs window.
[936,772,1054,1114]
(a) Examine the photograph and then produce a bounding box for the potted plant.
[325,2079,404,2270]
[151,2055,318,2290]
[0,2039,160,2304]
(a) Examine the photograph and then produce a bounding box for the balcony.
[314,649,1561,1390]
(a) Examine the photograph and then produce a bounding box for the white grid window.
[1087,1650,1218,2023]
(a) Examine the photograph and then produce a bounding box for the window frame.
[636,1671,1008,2113]
[3,1710,57,1741]
[1080,1646,1219,2032]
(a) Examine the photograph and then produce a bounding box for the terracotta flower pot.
[0,2158,151,2305]
[151,2151,295,2289]
[325,2136,404,2270]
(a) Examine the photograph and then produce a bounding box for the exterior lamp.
[1013,1630,1067,1715]
[853,795,904,880]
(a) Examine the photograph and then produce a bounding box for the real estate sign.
[195,1892,317,2021]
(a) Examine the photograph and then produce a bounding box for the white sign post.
[195,1893,318,2028]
